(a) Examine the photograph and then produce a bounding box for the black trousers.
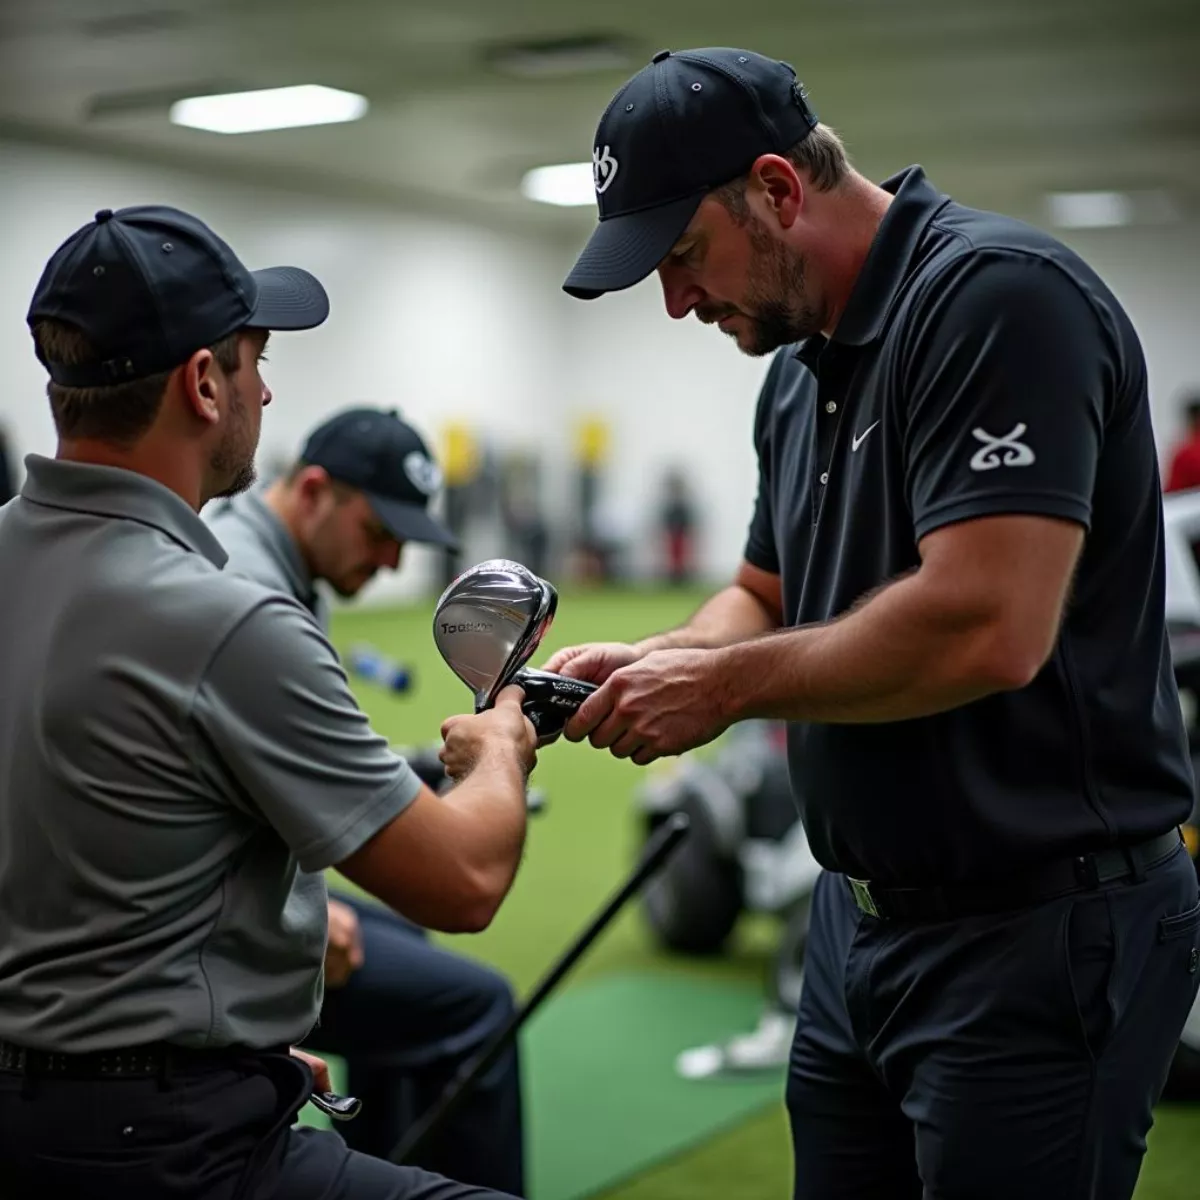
[0,1048,517,1200]
[786,841,1200,1199]
[305,894,524,1194]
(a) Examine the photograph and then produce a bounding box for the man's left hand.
[291,1047,333,1093]
[324,898,364,989]
[562,648,730,765]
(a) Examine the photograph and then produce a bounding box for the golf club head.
[433,559,558,710]
[510,666,599,742]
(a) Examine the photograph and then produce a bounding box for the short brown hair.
[30,320,241,443]
[712,123,851,221]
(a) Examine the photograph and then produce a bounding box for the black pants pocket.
[1157,897,1200,942]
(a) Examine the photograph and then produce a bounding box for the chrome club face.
[433,559,558,710]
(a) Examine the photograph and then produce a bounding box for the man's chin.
[711,315,783,358]
[733,327,780,358]
[212,464,257,501]
[332,571,375,599]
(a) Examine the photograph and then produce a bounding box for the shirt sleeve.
[188,596,422,872]
[743,351,788,573]
[903,251,1110,542]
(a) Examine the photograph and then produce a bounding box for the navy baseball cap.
[563,48,818,300]
[300,408,459,550]
[27,205,329,387]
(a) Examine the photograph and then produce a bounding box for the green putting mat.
[524,971,784,1200]
[301,971,786,1200]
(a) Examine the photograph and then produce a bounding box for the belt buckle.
[848,876,880,918]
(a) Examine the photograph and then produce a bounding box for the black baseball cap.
[300,408,459,550]
[27,205,329,387]
[563,47,818,300]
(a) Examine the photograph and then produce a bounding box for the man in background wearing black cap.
[0,204,536,1200]
[206,407,526,1193]
[550,47,1200,1200]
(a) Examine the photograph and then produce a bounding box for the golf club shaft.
[389,810,691,1165]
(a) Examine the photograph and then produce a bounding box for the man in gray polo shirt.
[204,407,526,1192]
[0,205,536,1200]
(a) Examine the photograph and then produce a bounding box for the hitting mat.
[300,971,785,1200]
[524,971,784,1200]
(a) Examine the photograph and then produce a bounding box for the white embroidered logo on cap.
[969,423,1035,472]
[404,451,442,496]
[593,145,619,194]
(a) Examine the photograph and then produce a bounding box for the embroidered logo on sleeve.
[969,423,1035,471]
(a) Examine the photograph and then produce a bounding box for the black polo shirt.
[745,165,1194,887]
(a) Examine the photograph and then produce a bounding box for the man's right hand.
[542,641,646,685]
[439,685,537,781]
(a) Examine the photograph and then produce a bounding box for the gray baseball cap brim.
[247,266,330,330]
[563,193,704,300]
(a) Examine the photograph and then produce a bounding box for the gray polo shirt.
[205,487,331,634]
[0,456,420,1053]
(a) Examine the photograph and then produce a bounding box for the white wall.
[1054,223,1200,453]
[556,277,771,583]
[0,138,575,603]
[3,138,1199,597]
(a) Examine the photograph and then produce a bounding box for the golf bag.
[634,720,820,998]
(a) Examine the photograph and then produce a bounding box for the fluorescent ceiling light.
[1046,189,1179,230]
[521,162,596,207]
[169,85,368,134]
[1046,191,1134,229]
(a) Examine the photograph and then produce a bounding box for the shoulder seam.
[912,230,1119,357]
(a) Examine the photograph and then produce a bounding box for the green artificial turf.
[324,585,1200,1200]
[521,971,785,1200]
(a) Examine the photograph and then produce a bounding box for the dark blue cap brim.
[563,193,704,300]
[248,266,330,330]
[366,493,461,551]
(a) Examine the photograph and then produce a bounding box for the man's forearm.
[716,571,1034,725]
[636,584,778,655]
[442,745,528,908]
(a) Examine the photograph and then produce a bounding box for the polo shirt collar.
[795,165,951,367]
[228,486,316,607]
[20,453,229,568]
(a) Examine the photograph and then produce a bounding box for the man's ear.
[296,465,336,513]
[181,348,221,425]
[748,154,803,230]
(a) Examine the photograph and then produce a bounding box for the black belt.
[846,828,1185,922]
[0,1039,287,1079]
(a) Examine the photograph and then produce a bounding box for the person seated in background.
[1165,393,1200,493]
[205,406,525,1195]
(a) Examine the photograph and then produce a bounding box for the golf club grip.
[388,810,691,1166]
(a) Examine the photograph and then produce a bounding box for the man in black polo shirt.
[548,46,1200,1199]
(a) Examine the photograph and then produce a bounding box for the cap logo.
[593,145,619,194]
[404,450,442,496]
